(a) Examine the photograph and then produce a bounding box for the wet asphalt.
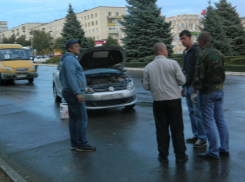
[0,66,245,182]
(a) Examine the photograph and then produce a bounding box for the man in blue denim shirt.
[192,32,229,159]
[59,39,96,152]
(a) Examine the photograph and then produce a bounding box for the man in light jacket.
[60,39,96,152]
[143,42,188,163]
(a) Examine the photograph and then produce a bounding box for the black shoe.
[219,151,230,156]
[193,139,207,148]
[199,153,219,160]
[158,156,169,163]
[71,146,76,150]
[186,135,197,143]
[76,145,96,152]
[176,155,188,163]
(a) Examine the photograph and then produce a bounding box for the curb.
[38,64,245,76]
[0,157,26,182]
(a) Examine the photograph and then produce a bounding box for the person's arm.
[174,61,186,86]
[142,67,151,91]
[64,58,82,96]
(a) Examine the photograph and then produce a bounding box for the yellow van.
[0,44,38,85]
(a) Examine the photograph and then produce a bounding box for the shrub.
[225,65,245,72]
[224,56,243,64]
[45,56,61,64]
[230,58,245,65]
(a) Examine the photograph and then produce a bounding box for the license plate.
[102,93,123,100]
[16,74,27,78]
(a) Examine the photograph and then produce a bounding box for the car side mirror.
[123,67,127,72]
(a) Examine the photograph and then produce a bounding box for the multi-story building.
[165,14,203,54]
[0,21,8,42]
[241,17,245,30]
[0,7,126,46]
[0,23,44,42]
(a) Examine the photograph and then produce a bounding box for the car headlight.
[85,87,95,94]
[126,82,134,90]
[4,66,13,71]
[31,65,36,71]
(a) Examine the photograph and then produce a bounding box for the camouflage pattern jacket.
[193,44,225,95]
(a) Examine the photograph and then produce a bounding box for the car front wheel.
[125,104,135,109]
[53,83,62,102]
[28,78,34,83]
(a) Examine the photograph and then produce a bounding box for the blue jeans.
[185,86,206,140]
[200,90,229,157]
[62,91,88,147]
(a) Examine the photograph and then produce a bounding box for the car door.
[53,61,63,97]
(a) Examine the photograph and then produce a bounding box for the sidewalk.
[38,64,245,76]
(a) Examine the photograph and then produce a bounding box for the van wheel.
[53,83,62,102]
[28,78,34,83]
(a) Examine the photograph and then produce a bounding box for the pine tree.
[119,0,173,61]
[214,0,245,55]
[103,36,119,46]
[201,2,233,55]
[60,4,90,53]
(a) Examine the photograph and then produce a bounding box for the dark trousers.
[153,99,186,158]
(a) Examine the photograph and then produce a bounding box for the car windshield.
[24,50,33,57]
[0,48,29,61]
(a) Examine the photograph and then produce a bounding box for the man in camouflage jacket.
[192,32,229,159]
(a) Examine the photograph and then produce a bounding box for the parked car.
[34,56,49,62]
[53,46,137,109]
[0,44,38,85]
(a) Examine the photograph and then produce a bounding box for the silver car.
[53,46,137,109]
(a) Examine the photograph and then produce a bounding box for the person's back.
[144,56,185,101]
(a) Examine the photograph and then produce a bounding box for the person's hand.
[181,88,185,97]
[76,94,84,103]
[191,93,197,103]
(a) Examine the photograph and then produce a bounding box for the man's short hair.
[197,31,211,44]
[153,42,166,55]
[66,39,81,51]
[179,30,192,38]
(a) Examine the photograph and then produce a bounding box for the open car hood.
[78,46,126,71]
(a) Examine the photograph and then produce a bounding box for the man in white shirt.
[143,42,188,163]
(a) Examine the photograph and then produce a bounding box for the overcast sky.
[1,0,245,29]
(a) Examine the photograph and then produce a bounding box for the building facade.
[0,21,8,42]
[0,7,126,46]
[241,17,245,30]
[165,14,203,54]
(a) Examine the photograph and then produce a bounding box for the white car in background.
[53,46,137,109]
[34,56,49,63]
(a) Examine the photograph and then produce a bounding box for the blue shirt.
[59,52,87,95]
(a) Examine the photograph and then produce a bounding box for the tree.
[16,35,31,46]
[201,2,233,55]
[87,37,96,47]
[53,37,62,50]
[31,30,53,55]
[2,34,16,44]
[214,0,245,55]
[103,36,118,46]
[119,0,173,60]
[60,4,90,53]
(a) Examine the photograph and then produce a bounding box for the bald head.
[153,42,168,57]
[197,31,211,44]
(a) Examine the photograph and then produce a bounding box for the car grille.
[86,96,136,107]
[93,86,127,92]
[15,68,29,72]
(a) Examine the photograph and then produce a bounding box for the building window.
[97,36,99,39]
[96,28,98,32]
[88,23,90,27]
[189,24,193,30]
[92,22,94,26]
[85,23,87,27]
[91,14,94,18]
[95,13,97,17]
[93,36,95,40]
[96,21,98,25]
[88,15,89,19]
[81,17,83,21]
[92,29,94,33]
[108,12,112,16]
[110,35,113,38]
[84,16,86,20]
[89,30,91,34]
[115,12,119,16]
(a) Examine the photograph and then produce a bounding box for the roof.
[0,44,23,49]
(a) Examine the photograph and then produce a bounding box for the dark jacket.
[193,44,225,95]
[182,44,200,86]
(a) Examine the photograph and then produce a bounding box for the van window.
[0,48,29,61]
